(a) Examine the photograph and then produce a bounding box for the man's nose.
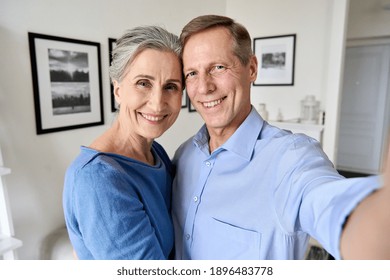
[197,73,216,95]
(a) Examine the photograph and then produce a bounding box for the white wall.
[348,0,390,39]
[0,0,352,259]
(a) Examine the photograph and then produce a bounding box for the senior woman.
[63,26,183,259]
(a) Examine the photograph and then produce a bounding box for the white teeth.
[141,113,164,122]
[203,98,224,108]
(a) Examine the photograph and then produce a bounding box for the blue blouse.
[172,107,381,260]
[63,142,174,259]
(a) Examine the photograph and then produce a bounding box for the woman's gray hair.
[109,25,182,83]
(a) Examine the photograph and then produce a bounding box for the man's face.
[182,27,257,136]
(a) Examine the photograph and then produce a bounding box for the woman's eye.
[215,65,225,71]
[165,83,179,91]
[137,80,151,87]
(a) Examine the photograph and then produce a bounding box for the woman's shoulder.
[66,147,125,184]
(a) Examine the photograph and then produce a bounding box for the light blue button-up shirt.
[172,107,381,260]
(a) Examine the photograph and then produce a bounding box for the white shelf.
[269,121,324,144]
[0,167,11,176]
[1,145,22,259]
[269,121,324,133]
[0,236,22,255]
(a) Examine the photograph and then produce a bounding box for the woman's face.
[114,49,183,141]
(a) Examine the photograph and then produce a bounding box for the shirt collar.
[193,106,264,161]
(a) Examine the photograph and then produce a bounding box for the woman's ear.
[113,80,121,106]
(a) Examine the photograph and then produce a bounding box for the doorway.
[336,40,390,175]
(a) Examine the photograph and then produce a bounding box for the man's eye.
[185,72,196,79]
[210,65,226,75]
[213,65,227,72]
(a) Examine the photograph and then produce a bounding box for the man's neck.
[208,126,235,153]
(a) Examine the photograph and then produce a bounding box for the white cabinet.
[0,145,22,259]
[269,121,325,144]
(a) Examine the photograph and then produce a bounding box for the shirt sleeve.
[274,135,381,260]
[72,160,166,260]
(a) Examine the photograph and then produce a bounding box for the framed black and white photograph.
[253,34,296,86]
[108,37,118,112]
[28,32,104,134]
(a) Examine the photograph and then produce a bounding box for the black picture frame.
[108,37,118,112]
[253,34,296,86]
[28,32,104,134]
[181,91,187,108]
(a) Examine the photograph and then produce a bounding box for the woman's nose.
[148,88,165,111]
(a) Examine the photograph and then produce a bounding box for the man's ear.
[249,55,258,83]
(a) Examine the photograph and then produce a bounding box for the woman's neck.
[89,121,154,165]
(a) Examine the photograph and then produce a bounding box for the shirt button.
[185,234,190,240]
[205,161,211,167]
[193,196,198,202]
